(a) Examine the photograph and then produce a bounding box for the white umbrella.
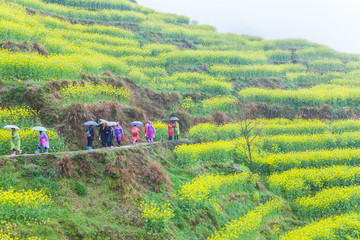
[98,119,109,125]
[32,126,48,131]
[3,125,20,130]
[131,121,144,127]
[108,122,117,127]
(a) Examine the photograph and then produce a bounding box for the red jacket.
[131,127,140,141]
[144,122,149,136]
[168,123,174,137]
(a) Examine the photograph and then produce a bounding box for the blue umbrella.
[32,126,48,132]
[170,117,179,121]
[83,121,98,126]
[131,121,144,127]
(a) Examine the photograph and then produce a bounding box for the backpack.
[86,128,92,137]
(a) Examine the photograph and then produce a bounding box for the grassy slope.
[0,144,297,240]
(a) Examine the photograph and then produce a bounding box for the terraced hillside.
[1,0,360,239]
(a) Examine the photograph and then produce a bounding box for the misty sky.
[137,0,360,54]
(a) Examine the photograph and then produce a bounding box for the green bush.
[75,181,87,196]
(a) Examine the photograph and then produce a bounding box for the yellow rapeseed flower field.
[208,199,285,240]
[139,201,174,233]
[255,148,360,174]
[280,212,360,240]
[294,185,360,219]
[268,165,360,199]
[59,83,131,104]
[188,118,360,142]
[0,227,43,239]
[174,139,242,167]
[239,84,360,108]
[0,188,53,225]
[0,106,40,127]
[177,172,257,213]
[152,122,167,141]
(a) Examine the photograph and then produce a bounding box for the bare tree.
[239,116,261,173]
[237,104,262,189]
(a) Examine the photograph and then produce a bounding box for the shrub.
[74,181,87,196]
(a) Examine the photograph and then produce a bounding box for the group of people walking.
[168,121,180,141]
[10,128,50,156]
[85,120,180,151]
[85,122,124,150]
[7,119,180,155]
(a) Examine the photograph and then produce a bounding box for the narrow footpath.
[4,142,159,159]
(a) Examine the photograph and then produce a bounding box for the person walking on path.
[85,125,95,150]
[10,128,21,156]
[108,126,114,148]
[114,123,124,147]
[168,122,174,141]
[131,126,140,145]
[173,121,180,141]
[146,121,155,144]
[98,123,105,148]
[144,120,149,141]
[99,123,111,148]
[36,131,49,154]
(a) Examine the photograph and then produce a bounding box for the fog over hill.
[137,0,360,54]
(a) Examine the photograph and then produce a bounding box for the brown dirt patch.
[105,149,172,198]
[212,111,230,125]
[252,78,285,89]
[55,155,74,177]
[244,103,296,119]
[0,40,48,56]
[297,104,332,120]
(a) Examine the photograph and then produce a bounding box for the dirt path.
[5,142,159,158]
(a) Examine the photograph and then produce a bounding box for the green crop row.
[210,64,306,79]
[239,84,360,107]
[295,47,359,61]
[174,140,241,167]
[285,72,345,87]
[178,130,360,168]
[177,172,257,213]
[162,50,267,66]
[253,148,360,175]
[11,0,147,23]
[188,119,360,142]
[181,96,238,115]
[42,0,153,13]
[208,199,285,240]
